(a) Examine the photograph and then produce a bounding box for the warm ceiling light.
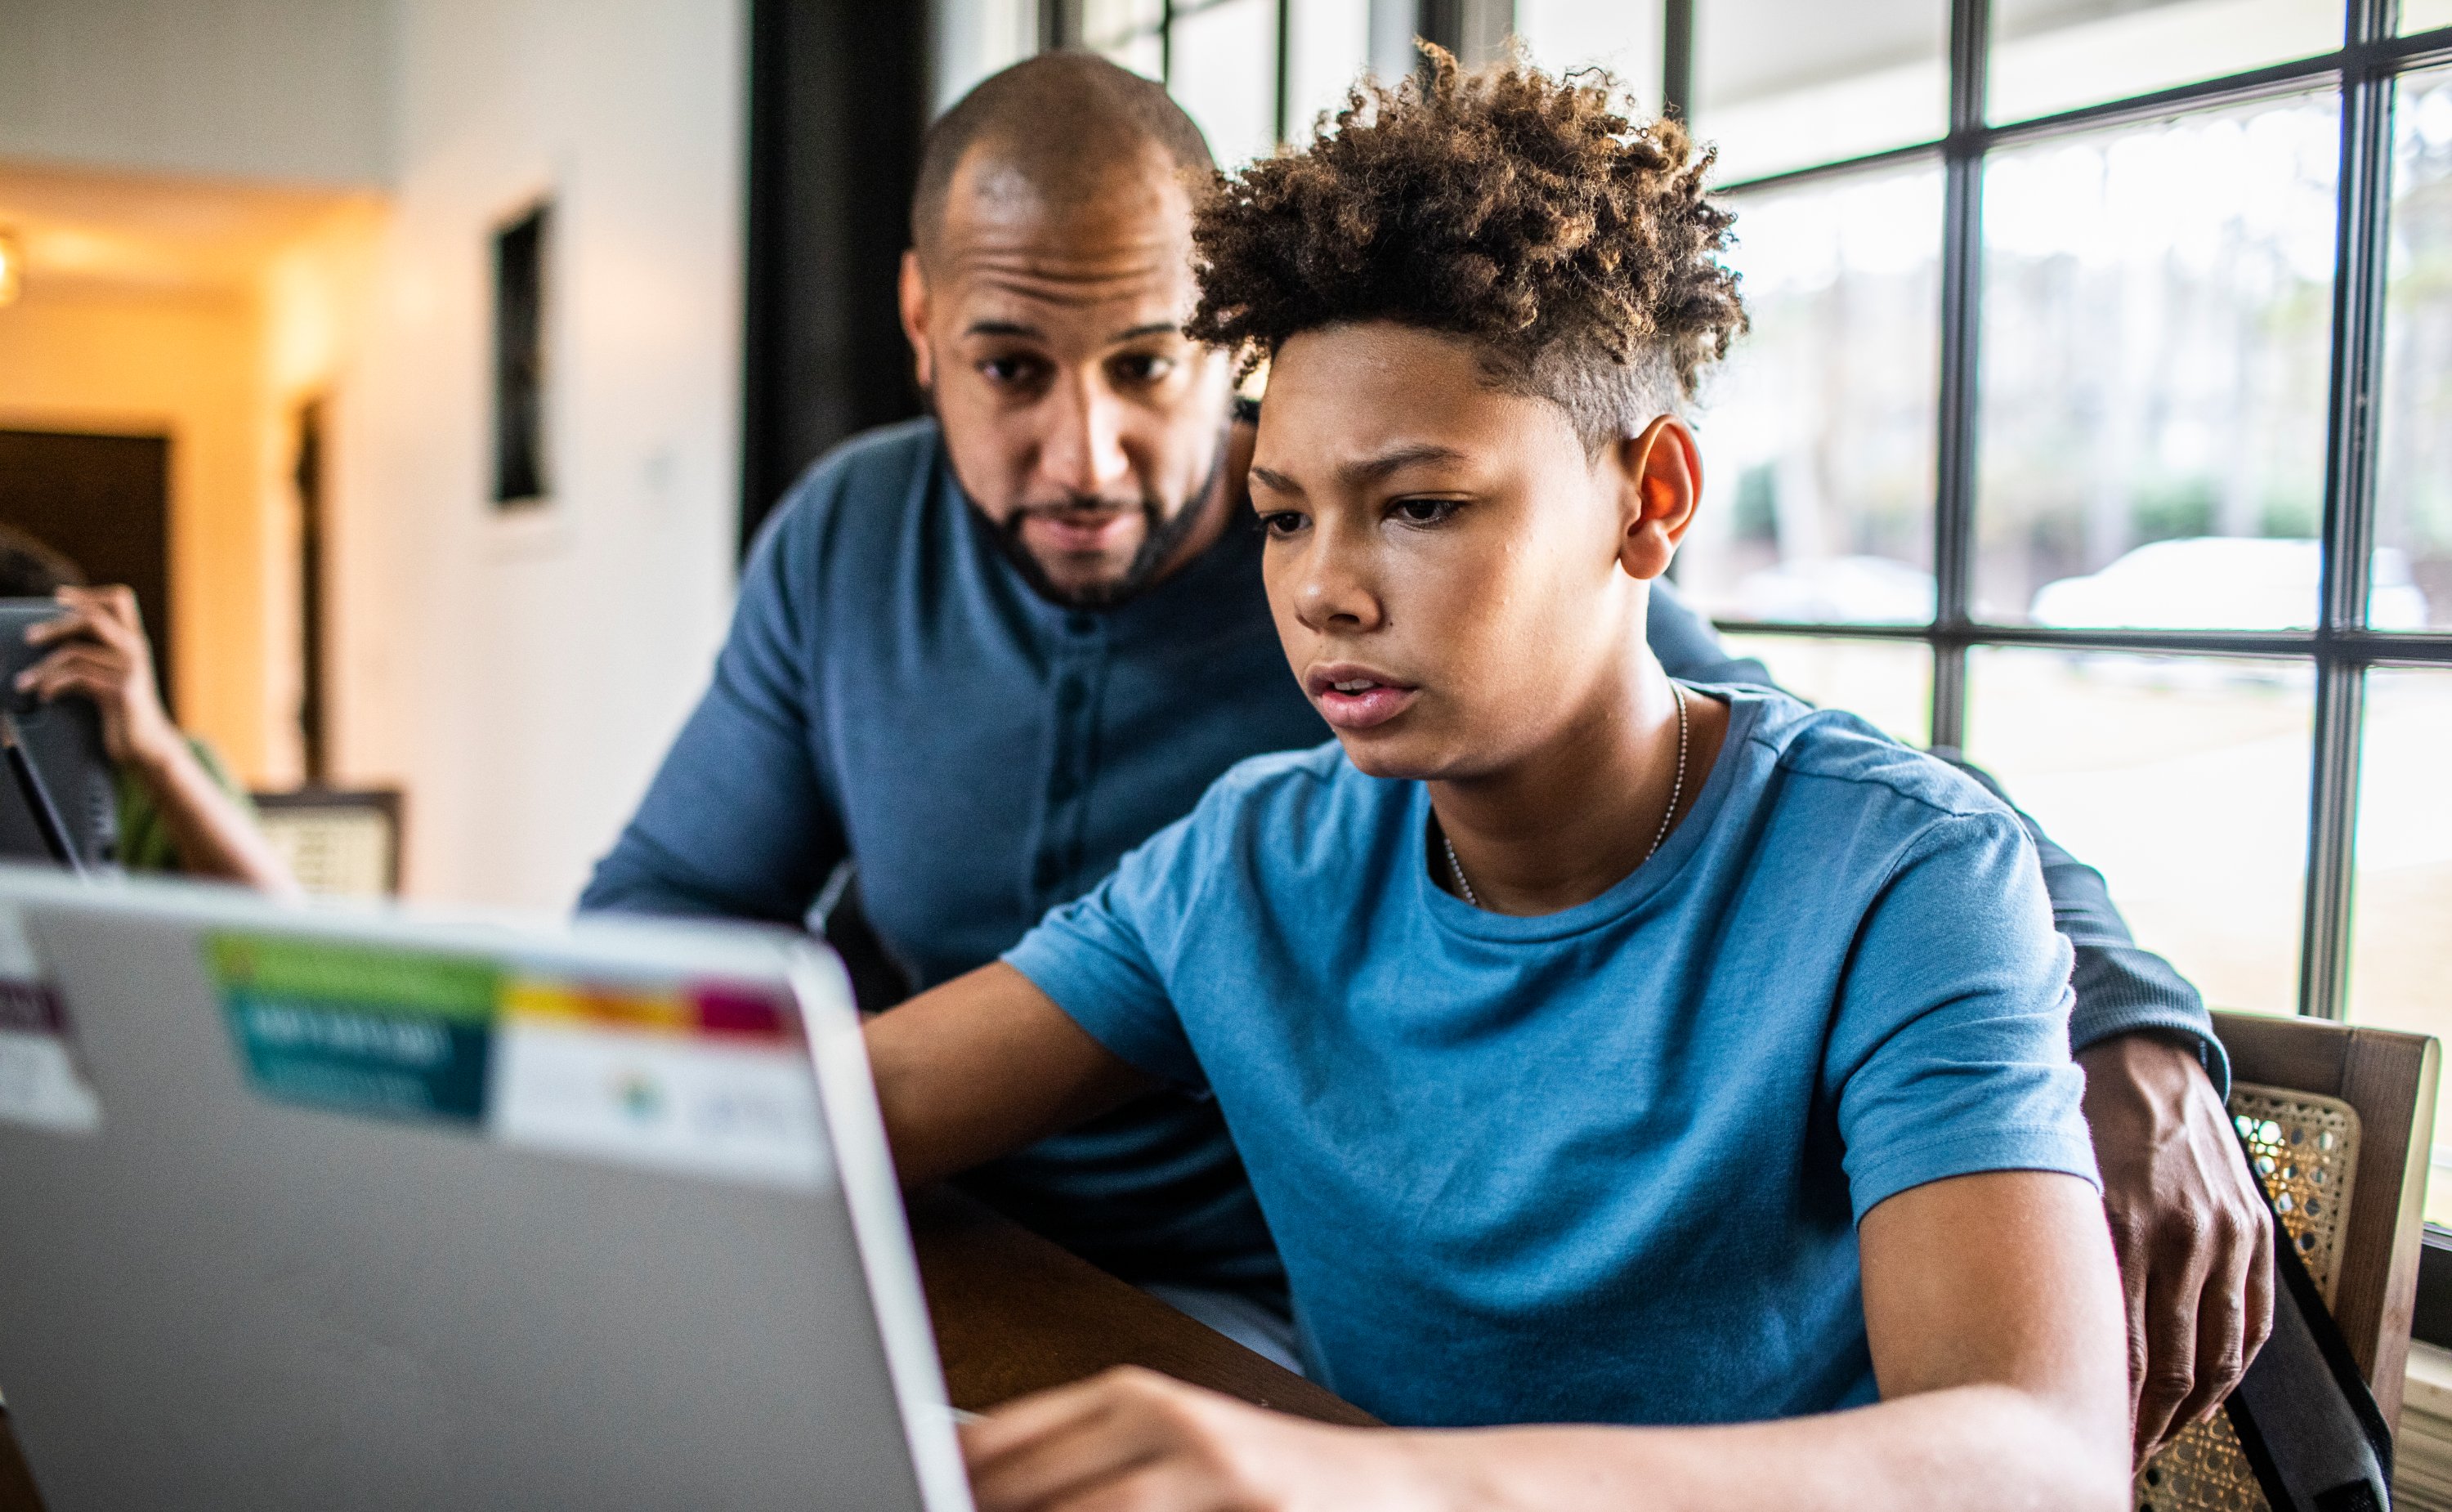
[0,230,21,307]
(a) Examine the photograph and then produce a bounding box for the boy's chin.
[1331,730,1444,782]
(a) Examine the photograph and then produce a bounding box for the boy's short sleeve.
[1002,810,1208,1088]
[1828,809,2101,1223]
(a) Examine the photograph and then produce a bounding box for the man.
[583,52,2266,1459]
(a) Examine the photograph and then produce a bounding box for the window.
[1633,0,2452,1211]
[491,201,551,508]
[1064,0,1373,165]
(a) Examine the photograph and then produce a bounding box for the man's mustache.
[1006,496,1153,526]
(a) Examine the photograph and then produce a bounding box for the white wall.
[0,0,392,186]
[333,0,745,911]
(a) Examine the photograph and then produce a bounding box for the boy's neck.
[1430,655,1731,917]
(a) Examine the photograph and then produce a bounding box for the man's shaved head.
[911,52,1215,264]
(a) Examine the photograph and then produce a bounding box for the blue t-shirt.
[1005,687,2100,1429]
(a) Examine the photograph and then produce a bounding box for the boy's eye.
[1111,352,1176,386]
[1389,497,1464,527]
[1258,511,1308,538]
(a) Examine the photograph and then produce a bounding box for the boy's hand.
[2077,1031,2274,1463]
[964,1367,1434,1512]
[17,586,180,769]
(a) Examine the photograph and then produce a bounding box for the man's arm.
[579,498,849,923]
[961,1170,2132,1512]
[1645,579,2271,1456]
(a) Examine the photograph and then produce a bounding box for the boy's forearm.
[1403,1384,2126,1512]
[866,962,1155,1187]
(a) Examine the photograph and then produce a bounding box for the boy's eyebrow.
[1250,445,1470,500]
[1248,465,1302,497]
[1340,443,1467,485]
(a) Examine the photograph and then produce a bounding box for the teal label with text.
[209,934,500,1125]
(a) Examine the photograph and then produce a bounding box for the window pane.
[1082,0,1163,49]
[1097,27,1165,82]
[1989,0,2341,126]
[1692,0,1947,183]
[2346,669,2452,1222]
[1685,167,1940,624]
[1975,96,2340,628]
[1285,0,1369,141]
[931,0,1040,114]
[1170,0,1277,167]
[2378,67,2452,629]
[1964,647,2312,1016]
[1718,634,1933,747]
[2407,0,2452,34]
[1517,0,1667,111]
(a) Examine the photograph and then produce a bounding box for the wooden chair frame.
[2216,1009,2441,1429]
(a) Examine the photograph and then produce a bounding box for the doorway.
[0,429,174,714]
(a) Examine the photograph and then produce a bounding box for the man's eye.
[1389,498,1464,526]
[1258,511,1308,538]
[979,355,1045,386]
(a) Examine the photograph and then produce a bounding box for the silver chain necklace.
[1442,680,1690,910]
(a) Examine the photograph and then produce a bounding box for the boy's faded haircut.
[1187,47,1748,454]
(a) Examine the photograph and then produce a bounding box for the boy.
[870,54,2129,1510]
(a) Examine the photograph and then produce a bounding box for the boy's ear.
[1611,415,1703,583]
[898,249,935,391]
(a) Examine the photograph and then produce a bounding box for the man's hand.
[2076,1031,2275,1463]
[964,1367,1430,1512]
[17,586,180,769]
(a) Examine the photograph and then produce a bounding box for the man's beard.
[987,441,1229,611]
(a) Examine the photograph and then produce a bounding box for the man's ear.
[1612,415,1703,583]
[898,249,934,391]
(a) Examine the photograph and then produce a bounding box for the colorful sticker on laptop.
[0,905,101,1137]
[209,934,498,1125]
[490,975,830,1192]
[0,979,103,1137]
[204,932,827,1192]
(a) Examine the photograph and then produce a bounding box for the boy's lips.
[1304,664,1420,730]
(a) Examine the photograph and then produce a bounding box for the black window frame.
[1658,0,2452,1342]
[1665,0,2452,1027]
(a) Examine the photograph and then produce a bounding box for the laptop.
[0,866,971,1511]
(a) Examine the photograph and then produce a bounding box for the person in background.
[0,527,296,893]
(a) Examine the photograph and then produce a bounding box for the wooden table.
[0,1188,1368,1510]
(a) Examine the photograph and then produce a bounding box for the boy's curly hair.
[1188,48,1747,451]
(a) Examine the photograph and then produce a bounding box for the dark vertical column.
[1662,0,1693,119]
[1416,0,1462,58]
[740,0,933,553]
[1927,0,1989,754]
[2298,0,2401,1019]
[295,401,329,786]
[1273,0,1293,143]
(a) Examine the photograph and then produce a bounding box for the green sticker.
[208,934,501,1125]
